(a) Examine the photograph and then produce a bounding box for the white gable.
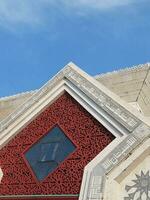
[0,62,150,200]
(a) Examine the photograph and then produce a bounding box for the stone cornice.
[0,90,37,102]
[79,123,150,200]
[0,62,142,135]
[95,62,150,78]
[0,62,150,200]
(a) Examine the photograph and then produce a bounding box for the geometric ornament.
[24,126,76,181]
[124,170,150,200]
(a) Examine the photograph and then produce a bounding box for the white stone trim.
[103,138,150,200]
[95,62,150,78]
[79,123,150,200]
[0,62,145,143]
[64,81,125,137]
[0,80,124,148]
[0,90,37,102]
[0,62,150,200]
[109,138,150,182]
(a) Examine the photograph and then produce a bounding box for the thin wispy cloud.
[0,1,43,29]
[61,0,136,10]
[0,0,138,30]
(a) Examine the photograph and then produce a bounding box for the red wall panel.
[2,197,78,200]
[0,92,114,196]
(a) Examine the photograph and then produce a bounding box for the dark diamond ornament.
[24,126,76,181]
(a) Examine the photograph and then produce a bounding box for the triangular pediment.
[0,62,150,200]
[0,62,145,147]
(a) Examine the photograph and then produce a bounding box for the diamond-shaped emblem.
[24,126,76,181]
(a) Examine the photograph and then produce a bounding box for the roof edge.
[95,62,150,78]
[0,90,38,102]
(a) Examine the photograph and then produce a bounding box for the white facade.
[0,62,150,200]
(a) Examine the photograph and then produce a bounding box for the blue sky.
[0,0,150,97]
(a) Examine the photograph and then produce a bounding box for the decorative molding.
[0,62,150,200]
[66,68,141,132]
[0,63,142,137]
[0,70,64,133]
[80,122,150,200]
[0,93,114,196]
[100,135,138,173]
[0,90,37,102]
[132,123,150,140]
[95,62,150,78]
[88,175,105,200]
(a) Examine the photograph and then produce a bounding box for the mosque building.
[0,62,150,200]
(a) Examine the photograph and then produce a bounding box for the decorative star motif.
[124,170,150,200]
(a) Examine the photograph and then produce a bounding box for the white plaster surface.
[96,63,150,117]
[0,62,150,200]
[103,139,150,200]
[0,90,36,122]
[1,62,150,121]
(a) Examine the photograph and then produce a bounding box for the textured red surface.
[3,197,78,200]
[0,92,114,196]
[2,197,78,200]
